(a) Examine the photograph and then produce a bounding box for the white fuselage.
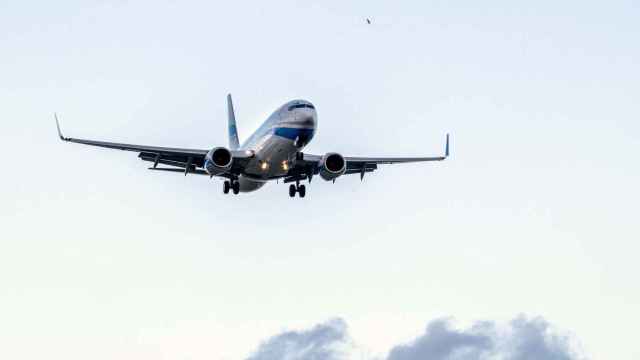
[236,100,317,192]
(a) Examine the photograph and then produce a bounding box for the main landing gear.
[289,182,306,198]
[223,180,240,195]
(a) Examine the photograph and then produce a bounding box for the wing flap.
[148,167,209,175]
[138,152,205,168]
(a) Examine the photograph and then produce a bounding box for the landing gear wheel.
[223,181,230,194]
[289,184,296,198]
[298,184,306,198]
[232,181,240,195]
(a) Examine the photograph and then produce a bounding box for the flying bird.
[366,18,371,24]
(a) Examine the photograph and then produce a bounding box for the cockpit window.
[288,104,315,111]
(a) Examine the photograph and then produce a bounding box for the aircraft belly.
[243,135,297,180]
[238,176,265,192]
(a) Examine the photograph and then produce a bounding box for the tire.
[298,185,306,198]
[289,184,296,197]
[232,182,240,195]
[223,181,230,194]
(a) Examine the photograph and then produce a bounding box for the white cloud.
[247,319,350,360]
[246,316,585,360]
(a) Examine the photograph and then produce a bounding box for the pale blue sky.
[1,0,638,359]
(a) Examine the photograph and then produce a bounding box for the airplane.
[56,95,449,198]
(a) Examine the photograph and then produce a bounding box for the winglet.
[55,113,68,141]
[445,133,450,158]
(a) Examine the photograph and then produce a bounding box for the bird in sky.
[366,18,371,24]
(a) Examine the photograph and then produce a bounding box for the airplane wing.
[286,134,449,182]
[55,115,249,176]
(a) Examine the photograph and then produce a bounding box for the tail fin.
[227,94,240,149]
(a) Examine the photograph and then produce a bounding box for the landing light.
[282,160,289,171]
[260,161,269,171]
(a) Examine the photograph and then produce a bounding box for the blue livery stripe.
[273,127,315,141]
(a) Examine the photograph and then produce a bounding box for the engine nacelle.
[319,152,347,181]
[205,147,233,175]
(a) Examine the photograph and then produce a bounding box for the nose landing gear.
[288,182,306,198]
[223,180,240,195]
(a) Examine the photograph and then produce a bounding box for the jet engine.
[205,147,233,175]
[319,152,347,181]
